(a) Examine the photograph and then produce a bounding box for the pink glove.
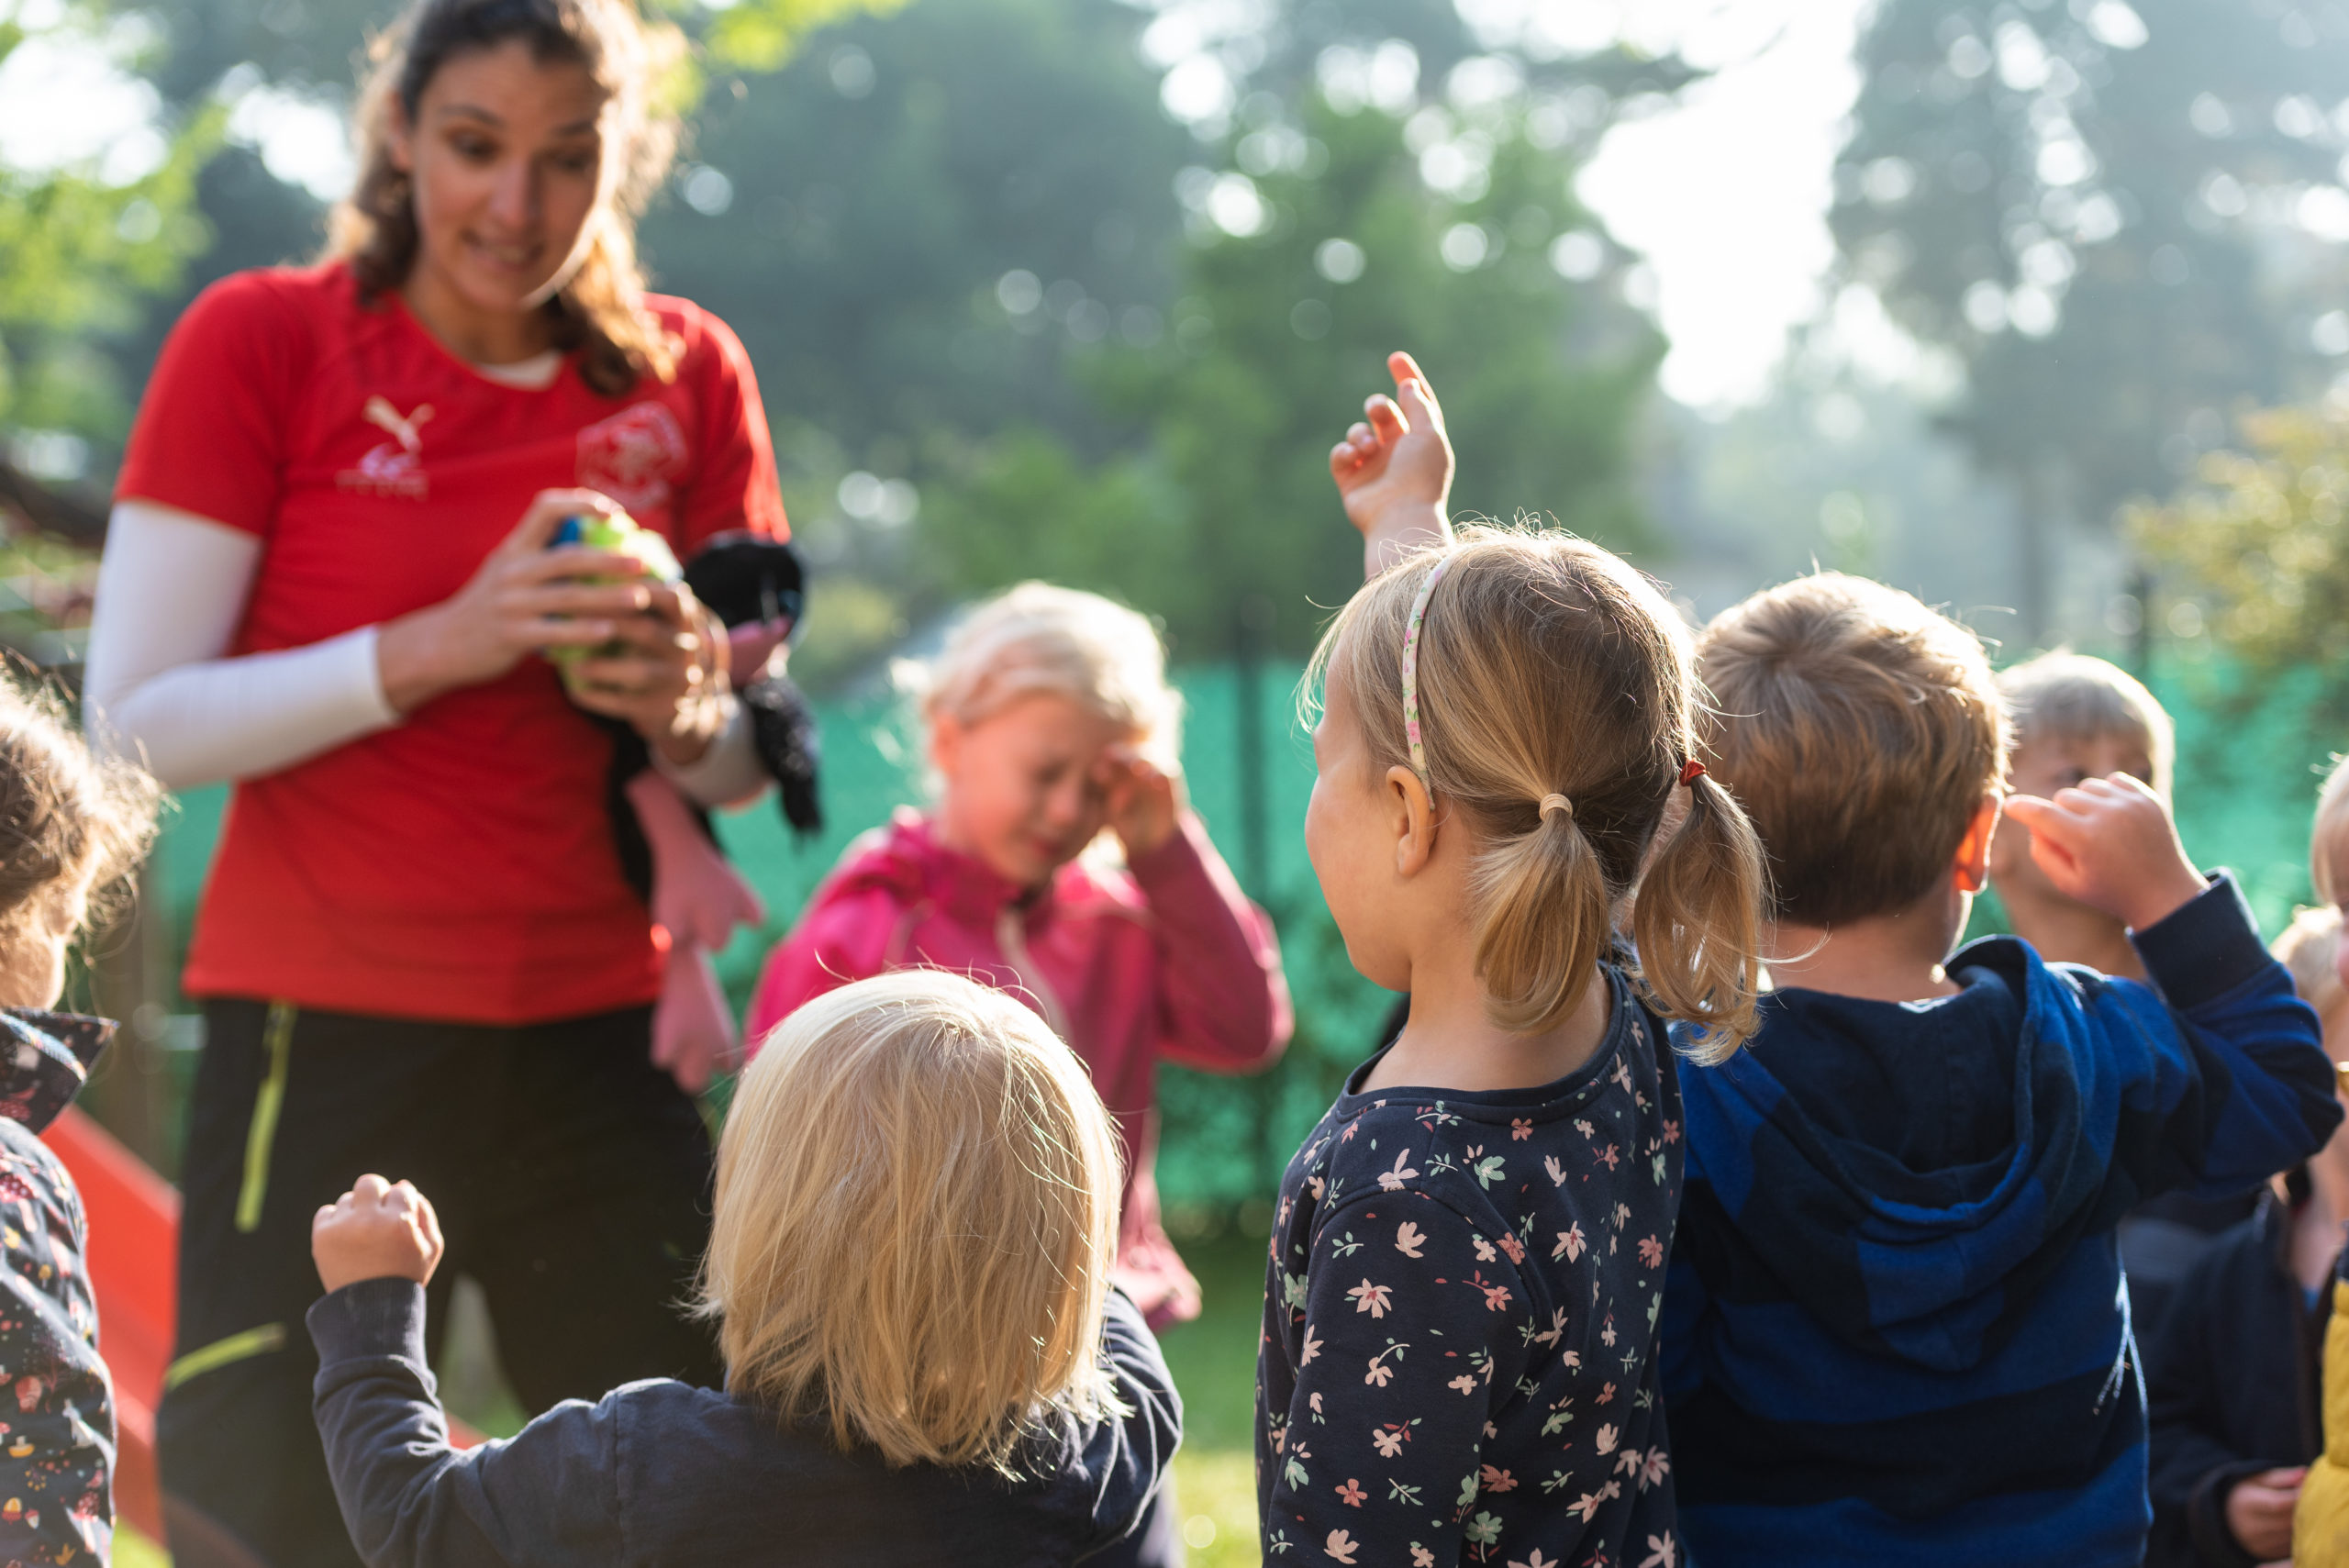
[624,770,766,952]
[651,941,738,1095]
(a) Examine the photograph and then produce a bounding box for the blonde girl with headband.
[1254,354,1768,1567]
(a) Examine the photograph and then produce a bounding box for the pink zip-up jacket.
[747,807,1292,1326]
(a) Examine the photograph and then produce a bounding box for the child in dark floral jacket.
[1255,356,1769,1568]
[0,680,161,1565]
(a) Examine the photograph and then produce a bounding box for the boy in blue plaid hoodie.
[1660,573,2342,1567]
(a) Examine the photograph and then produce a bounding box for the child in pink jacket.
[749,582,1292,1329]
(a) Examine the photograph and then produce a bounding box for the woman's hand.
[565,582,730,765]
[376,488,656,714]
[1100,746,1182,860]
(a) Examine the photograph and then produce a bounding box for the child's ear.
[929,713,964,780]
[1386,765,1441,878]
[1953,794,2002,895]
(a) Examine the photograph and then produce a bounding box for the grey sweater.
[308,1279,1180,1567]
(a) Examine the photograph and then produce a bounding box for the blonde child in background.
[304,969,1180,1566]
[0,681,161,1567]
[1255,356,1769,1567]
[748,583,1290,1334]
[2149,759,2349,1568]
[1990,651,2176,980]
[2298,777,2349,1565]
[1990,653,2232,1334]
[2143,901,2349,1568]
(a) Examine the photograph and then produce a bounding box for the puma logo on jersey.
[340,397,435,498]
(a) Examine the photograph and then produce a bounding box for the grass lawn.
[1157,1226,1269,1567]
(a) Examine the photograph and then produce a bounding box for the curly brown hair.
[326,0,688,395]
[0,676,160,944]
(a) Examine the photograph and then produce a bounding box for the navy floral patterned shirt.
[1257,966,1686,1568]
[0,1009,119,1566]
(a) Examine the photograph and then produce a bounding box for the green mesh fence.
[144,656,2348,1214]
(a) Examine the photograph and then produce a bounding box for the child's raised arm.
[2000,773,2207,932]
[2007,774,2342,1198]
[1332,350,1455,579]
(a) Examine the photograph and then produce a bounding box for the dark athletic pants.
[157,998,723,1568]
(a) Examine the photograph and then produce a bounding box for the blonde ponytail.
[1311,524,1768,1052]
[1631,772,1768,1062]
[1472,805,1616,1034]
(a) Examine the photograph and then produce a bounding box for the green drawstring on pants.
[234,1002,295,1234]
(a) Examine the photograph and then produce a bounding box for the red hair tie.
[1678,760,1707,788]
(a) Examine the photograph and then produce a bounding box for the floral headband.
[1398,549,1711,806]
[1399,551,1456,785]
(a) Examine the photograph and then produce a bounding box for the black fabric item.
[2122,1187,2262,1347]
[2143,1191,2332,1568]
[742,670,823,837]
[158,999,721,1568]
[306,1278,1179,1567]
[680,529,806,631]
[603,723,658,904]
[595,530,822,900]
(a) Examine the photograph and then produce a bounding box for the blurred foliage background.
[22,0,2349,1558]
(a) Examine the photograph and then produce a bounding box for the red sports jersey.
[116,263,786,1024]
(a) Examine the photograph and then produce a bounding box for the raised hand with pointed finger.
[1330,350,1455,578]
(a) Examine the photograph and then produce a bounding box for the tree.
[1833,0,2349,638]
[906,20,1673,661]
[2130,403,2349,674]
[0,12,216,464]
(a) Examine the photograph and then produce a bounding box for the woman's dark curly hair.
[326,0,687,395]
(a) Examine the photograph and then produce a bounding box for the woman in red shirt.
[85,2,783,1562]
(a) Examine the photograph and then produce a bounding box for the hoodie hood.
[1679,937,2170,1373]
[0,1008,111,1134]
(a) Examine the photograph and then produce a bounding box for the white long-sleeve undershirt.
[84,499,765,805]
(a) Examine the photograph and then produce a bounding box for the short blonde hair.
[2316,754,2349,906]
[919,584,1182,768]
[1310,527,1769,1057]
[1698,573,2008,928]
[2275,904,2344,1020]
[701,970,1125,1471]
[1998,651,2175,798]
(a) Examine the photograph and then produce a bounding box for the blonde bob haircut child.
[701,969,1125,1472]
[2315,753,2349,906]
[1309,525,1770,1057]
[1998,650,2176,798]
[2274,904,2345,1023]
[917,583,1184,770]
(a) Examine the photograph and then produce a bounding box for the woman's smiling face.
[391,38,612,321]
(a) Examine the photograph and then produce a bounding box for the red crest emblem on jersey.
[576,403,688,513]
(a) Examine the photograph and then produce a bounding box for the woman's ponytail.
[1631,771,1769,1062]
[1472,803,1615,1034]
